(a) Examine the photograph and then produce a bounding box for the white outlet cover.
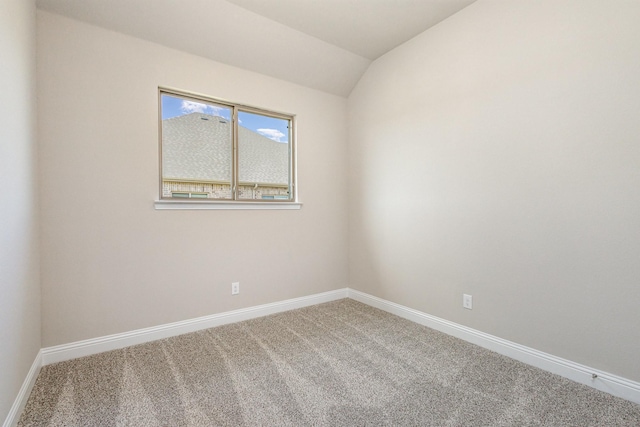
[463,294,472,309]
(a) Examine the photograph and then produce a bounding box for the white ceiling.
[36,0,476,96]
[227,0,476,60]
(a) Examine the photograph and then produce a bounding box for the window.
[159,88,295,203]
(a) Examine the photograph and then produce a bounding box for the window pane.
[237,111,291,200]
[161,93,233,199]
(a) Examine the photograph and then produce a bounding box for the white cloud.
[209,105,226,116]
[257,128,286,142]
[181,101,230,119]
[181,100,209,114]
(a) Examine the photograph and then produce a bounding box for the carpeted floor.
[18,299,640,426]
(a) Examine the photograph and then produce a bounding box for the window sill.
[154,200,302,210]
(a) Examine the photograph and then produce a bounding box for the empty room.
[2,0,639,425]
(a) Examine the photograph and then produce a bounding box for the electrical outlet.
[232,282,240,295]
[463,294,472,310]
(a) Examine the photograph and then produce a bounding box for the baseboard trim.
[31,287,640,406]
[42,288,348,365]
[347,288,640,405]
[3,350,42,427]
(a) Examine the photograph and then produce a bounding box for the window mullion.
[232,106,239,200]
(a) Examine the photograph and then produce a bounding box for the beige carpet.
[18,299,640,426]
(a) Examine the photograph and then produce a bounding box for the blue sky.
[162,94,289,143]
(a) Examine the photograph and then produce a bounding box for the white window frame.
[155,87,301,210]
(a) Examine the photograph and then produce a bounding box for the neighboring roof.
[162,113,289,186]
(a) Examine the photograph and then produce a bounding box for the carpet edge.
[37,287,640,406]
[347,288,640,405]
[2,350,42,427]
[41,289,348,366]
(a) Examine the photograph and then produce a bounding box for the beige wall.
[0,0,41,421]
[37,11,349,347]
[348,0,640,382]
[33,0,640,390]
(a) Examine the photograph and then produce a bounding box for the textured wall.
[0,0,41,422]
[348,0,640,381]
[37,11,349,347]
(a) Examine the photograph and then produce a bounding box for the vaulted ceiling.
[36,0,476,96]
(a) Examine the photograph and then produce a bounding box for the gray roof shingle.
[162,113,289,185]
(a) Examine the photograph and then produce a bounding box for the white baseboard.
[3,350,42,427]
[22,286,640,417]
[42,288,348,365]
[347,288,640,405]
